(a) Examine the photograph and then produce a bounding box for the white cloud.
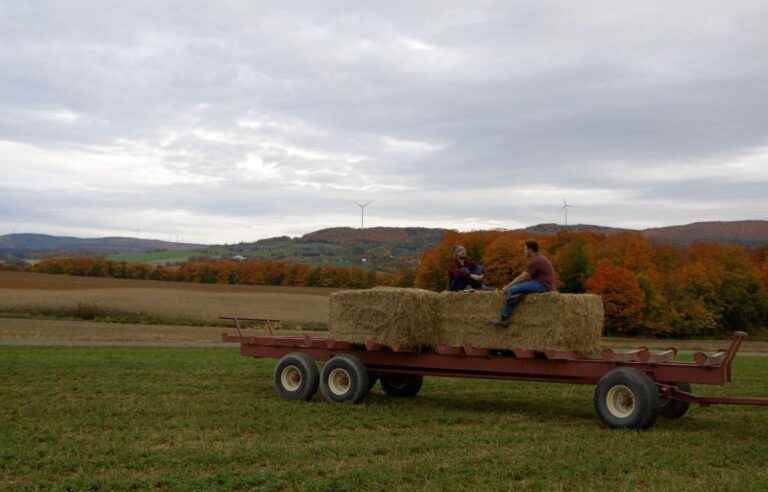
[398,37,436,52]
[382,136,444,153]
[237,154,281,181]
[1,1,767,242]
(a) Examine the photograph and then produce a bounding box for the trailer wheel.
[658,382,692,419]
[594,368,659,430]
[320,355,369,404]
[380,374,423,397]
[273,353,320,401]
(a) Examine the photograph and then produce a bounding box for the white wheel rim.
[280,366,303,392]
[606,384,636,418]
[328,368,352,396]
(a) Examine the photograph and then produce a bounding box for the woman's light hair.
[452,245,466,261]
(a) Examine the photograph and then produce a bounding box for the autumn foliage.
[585,263,645,334]
[30,257,405,290]
[415,230,768,337]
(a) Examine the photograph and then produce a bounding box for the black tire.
[273,352,320,401]
[380,374,423,397]
[594,368,659,430]
[320,355,370,404]
[658,382,692,419]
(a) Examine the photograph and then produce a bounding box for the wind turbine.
[355,201,373,229]
[561,199,575,227]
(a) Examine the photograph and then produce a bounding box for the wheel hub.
[328,368,352,396]
[280,366,303,392]
[606,384,636,418]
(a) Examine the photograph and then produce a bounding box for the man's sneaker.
[488,318,510,328]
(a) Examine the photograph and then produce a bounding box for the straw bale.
[438,291,604,353]
[329,287,441,349]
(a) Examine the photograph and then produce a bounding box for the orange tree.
[586,262,646,335]
[482,235,527,287]
[601,233,655,274]
[414,249,450,291]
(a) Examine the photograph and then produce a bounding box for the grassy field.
[0,271,335,329]
[0,271,337,295]
[0,318,324,344]
[2,347,768,491]
[106,250,203,264]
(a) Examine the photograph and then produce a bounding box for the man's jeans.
[501,281,549,319]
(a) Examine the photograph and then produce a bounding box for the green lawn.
[2,348,768,491]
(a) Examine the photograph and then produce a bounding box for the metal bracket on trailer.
[658,383,768,408]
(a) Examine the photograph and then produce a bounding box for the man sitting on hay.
[490,240,557,328]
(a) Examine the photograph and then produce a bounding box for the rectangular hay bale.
[329,287,441,349]
[438,291,604,353]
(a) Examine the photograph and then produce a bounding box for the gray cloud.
[1,1,767,243]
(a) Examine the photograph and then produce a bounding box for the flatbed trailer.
[222,318,768,430]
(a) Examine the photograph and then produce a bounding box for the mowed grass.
[2,348,768,491]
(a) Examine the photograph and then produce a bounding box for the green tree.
[558,239,590,293]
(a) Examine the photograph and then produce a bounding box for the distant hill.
[3,220,765,267]
[302,227,447,246]
[518,220,768,247]
[0,233,205,255]
[216,227,448,270]
[520,223,634,236]
[644,221,768,247]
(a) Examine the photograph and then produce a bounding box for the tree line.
[415,230,768,337]
[27,257,415,289]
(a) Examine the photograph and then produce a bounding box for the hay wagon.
[222,318,768,430]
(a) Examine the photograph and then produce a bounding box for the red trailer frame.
[223,319,768,429]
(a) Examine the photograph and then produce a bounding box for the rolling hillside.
[520,220,768,247]
[215,227,448,270]
[644,221,768,247]
[2,220,765,268]
[0,234,205,255]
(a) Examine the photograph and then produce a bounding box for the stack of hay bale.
[328,287,442,350]
[329,287,604,353]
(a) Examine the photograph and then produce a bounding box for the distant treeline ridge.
[24,257,415,289]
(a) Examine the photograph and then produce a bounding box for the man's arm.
[503,271,530,291]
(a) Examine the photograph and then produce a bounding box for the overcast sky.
[1,1,767,244]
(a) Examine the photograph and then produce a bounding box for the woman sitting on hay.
[448,245,485,291]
